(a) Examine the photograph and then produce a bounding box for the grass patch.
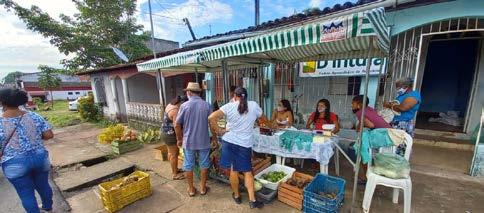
[37,100,82,128]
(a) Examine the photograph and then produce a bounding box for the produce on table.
[119,130,137,143]
[108,174,140,191]
[137,129,161,144]
[286,177,310,189]
[254,180,263,191]
[261,171,286,183]
[97,124,125,144]
[317,191,337,200]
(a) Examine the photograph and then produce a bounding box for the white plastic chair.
[362,132,413,213]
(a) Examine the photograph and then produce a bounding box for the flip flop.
[172,173,185,180]
[200,186,210,196]
[187,188,197,197]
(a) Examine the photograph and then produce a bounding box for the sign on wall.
[299,58,387,77]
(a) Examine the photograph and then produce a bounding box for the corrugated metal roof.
[184,0,378,46]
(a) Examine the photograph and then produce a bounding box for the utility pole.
[183,18,197,40]
[148,0,156,58]
[148,0,166,107]
[255,0,260,26]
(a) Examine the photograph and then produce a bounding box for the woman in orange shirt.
[306,99,340,134]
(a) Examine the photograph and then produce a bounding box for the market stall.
[137,6,390,210]
[253,128,337,174]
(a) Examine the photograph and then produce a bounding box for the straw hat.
[183,82,202,92]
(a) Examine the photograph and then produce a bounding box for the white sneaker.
[39,205,54,213]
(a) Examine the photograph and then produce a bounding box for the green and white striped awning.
[138,7,389,72]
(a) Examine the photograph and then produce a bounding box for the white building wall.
[102,75,117,119]
[46,90,91,100]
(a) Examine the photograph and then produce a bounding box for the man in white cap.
[175,82,212,197]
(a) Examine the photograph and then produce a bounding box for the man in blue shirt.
[175,82,212,197]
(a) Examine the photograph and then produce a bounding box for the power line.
[153,0,180,20]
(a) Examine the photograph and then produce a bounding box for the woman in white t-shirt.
[208,87,264,209]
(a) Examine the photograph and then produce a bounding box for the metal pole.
[222,59,230,103]
[148,0,167,107]
[351,38,374,210]
[374,59,385,109]
[195,68,199,83]
[148,0,156,58]
[255,0,260,26]
[470,107,483,176]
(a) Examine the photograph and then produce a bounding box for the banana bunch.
[137,129,161,144]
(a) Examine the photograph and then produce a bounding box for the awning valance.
[137,7,389,72]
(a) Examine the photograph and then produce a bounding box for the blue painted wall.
[387,0,484,36]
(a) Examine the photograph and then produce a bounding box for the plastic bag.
[372,153,410,179]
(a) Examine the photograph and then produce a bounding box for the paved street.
[0,170,70,213]
[2,123,484,213]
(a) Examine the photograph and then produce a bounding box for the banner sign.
[299,58,387,77]
[321,17,347,42]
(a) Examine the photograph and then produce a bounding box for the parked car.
[69,98,80,111]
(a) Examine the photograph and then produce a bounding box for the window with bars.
[328,77,361,95]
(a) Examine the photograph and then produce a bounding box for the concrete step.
[414,138,474,151]
[54,158,135,192]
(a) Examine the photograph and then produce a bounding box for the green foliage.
[78,94,102,122]
[137,129,161,144]
[1,0,151,72]
[38,65,61,91]
[95,118,118,128]
[32,97,44,109]
[37,100,81,128]
[1,71,23,84]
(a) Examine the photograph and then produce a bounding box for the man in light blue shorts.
[175,82,212,197]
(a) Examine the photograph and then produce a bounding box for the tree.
[2,71,23,84]
[1,0,151,72]
[38,65,61,108]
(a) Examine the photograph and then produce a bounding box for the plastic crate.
[99,171,152,213]
[255,187,277,204]
[112,140,142,155]
[303,174,345,213]
[254,164,296,190]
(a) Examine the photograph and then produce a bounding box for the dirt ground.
[44,123,484,213]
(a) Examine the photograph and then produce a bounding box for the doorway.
[416,38,480,132]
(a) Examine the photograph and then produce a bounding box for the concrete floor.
[411,143,474,174]
[5,123,480,213]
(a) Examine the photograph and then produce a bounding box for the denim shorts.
[220,141,252,172]
[2,150,51,180]
[183,149,211,171]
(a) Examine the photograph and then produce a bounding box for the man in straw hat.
[175,82,212,197]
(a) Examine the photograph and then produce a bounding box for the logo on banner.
[299,58,387,77]
[321,21,346,42]
[302,61,317,73]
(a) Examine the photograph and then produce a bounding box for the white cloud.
[0,1,77,78]
[136,0,233,41]
[0,0,234,80]
[309,0,324,8]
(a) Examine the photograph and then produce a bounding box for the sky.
[0,0,355,80]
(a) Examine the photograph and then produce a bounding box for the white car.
[68,98,80,111]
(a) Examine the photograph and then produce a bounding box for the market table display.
[253,128,338,174]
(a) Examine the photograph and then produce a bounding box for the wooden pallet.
[278,172,313,210]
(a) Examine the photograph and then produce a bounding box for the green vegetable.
[254,180,262,191]
[261,171,286,183]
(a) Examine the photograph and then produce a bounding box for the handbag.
[0,115,23,159]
